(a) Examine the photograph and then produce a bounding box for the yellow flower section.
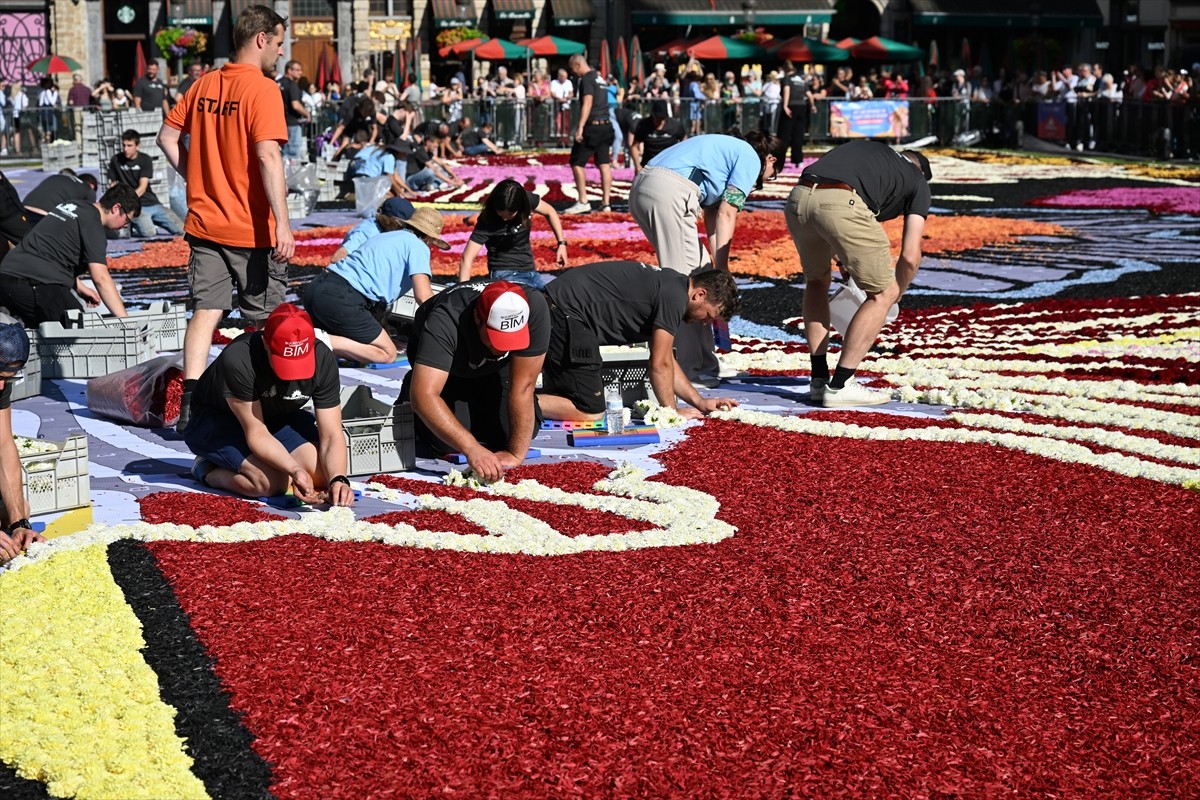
[0,546,209,799]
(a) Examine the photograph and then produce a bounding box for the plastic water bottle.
[605,387,625,436]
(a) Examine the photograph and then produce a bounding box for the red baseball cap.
[264,304,316,380]
[475,281,531,352]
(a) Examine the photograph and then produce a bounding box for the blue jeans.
[133,203,185,237]
[463,143,491,156]
[407,168,444,192]
[489,268,550,290]
[285,124,303,159]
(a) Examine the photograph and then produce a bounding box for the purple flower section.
[1030,187,1200,215]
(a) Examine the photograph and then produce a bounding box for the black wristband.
[329,475,351,488]
[6,518,31,535]
[556,240,567,247]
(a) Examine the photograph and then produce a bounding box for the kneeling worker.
[403,281,549,482]
[537,260,741,421]
[0,323,43,564]
[183,304,354,507]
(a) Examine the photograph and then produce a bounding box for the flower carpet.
[1,150,1199,798]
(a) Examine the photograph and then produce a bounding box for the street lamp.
[743,0,757,34]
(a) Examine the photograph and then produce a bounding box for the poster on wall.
[1037,102,1067,140]
[828,100,910,139]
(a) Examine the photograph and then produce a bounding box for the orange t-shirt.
[164,63,287,248]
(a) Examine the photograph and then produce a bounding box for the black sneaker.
[175,391,192,434]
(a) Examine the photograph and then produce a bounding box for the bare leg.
[183,308,226,381]
[802,275,833,357]
[571,164,588,204]
[599,163,612,207]
[837,280,901,371]
[537,393,604,422]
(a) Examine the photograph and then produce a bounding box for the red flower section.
[368,473,651,537]
[139,492,285,525]
[362,509,487,536]
[148,422,1200,798]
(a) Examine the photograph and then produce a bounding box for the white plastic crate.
[65,302,187,352]
[8,329,42,402]
[19,434,90,516]
[339,385,416,476]
[37,320,161,378]
[388,282,449,321]
[287,192,317,219]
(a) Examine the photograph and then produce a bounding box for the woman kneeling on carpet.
[303,206,449,365]
[457,179,568,290]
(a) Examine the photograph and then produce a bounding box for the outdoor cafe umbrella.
[651,37,702,58]
[615,36,629,87]
[928,40,939,69]
[518,35,585,56]
[630,34,645,86]
[769,36,848,63]
[599,39,611,80]
[471,38,531,61]
[835,37,860,49]
[133,41,148,86]
[686,36,766,61]
[850,36,924,62]
[439,36,488,58]
[27,54,83,74]
[316,45,327,89]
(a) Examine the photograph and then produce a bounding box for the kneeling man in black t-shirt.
[402,281,549,482]
[538,261,741,421]
[183,304,355,507]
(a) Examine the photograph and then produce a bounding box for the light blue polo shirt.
[339,217,380,256]
[646,134,762,208]
[350,145,397,178]
[328,229,432,303]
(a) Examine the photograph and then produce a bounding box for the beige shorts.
[784,183,894,294]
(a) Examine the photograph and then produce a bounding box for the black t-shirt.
[545,260,687,345]
[408,282,550,378]
[382,115,406,144]
[1,202,107,287]
[803,140,932,222]
[109,151,159,207]
[406,146,435,177]
[633,117,685,164]
[190,331,341,423]
[415,120,443,140]
[460,127,484,149]
[784,72,809,108]
[469,190,541,272]
[578,70,609,119]
[280,76,304,124]
[23,174,96,213]
[176,75,197,99]
[133,75,167,111]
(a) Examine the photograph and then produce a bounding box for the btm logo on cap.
[283,339,310,357]
[499,313,525,331]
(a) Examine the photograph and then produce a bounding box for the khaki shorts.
[185,234,288,323]
[784,183,894,294]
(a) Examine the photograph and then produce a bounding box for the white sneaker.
[563,201,591,215]
[0,148,7,156]
[822,381,891,407]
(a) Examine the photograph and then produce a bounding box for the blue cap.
[380,197,415,221]
[0,323,30,368]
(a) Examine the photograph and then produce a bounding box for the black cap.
[651,99,669,117]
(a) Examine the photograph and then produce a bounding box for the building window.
[293,0,334,17]
[370,0,410,15]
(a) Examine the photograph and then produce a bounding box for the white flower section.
[868,353,1196,382]
[948,412,1200,465]
[5,466,736,570]
[634,399,687,428]
[880,364,1200,405]
[712,408,1200,489]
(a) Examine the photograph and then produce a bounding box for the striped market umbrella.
[928,40,939,69]
[651,37,702,58]
[472,38,531,61]
[834,37,861,49]
[27,54,83,74]
[686,35,766,61]
[133,42,147,88]
[615,36,628,88]
[438,36,489,58]
[630,34,645,86]
[769,37,848,63]
[599,39,611,80]
[848,36,925,62]
[518,35,585,56]
[316,46,328,89]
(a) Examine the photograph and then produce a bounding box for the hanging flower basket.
[154,26,209,59]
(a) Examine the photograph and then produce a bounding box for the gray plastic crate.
[65,302,188,352]
[340,385,416,476]
[389,282,449,322]
[37,319,161,378]
[19,434,90,516]
[8,328,42,401]
[601,347,654,406]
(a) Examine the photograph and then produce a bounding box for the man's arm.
[647,328,680,409]
[0,407,40,563]
[895,213,926,296]
[703,199,740,271]
[157,124,187,179]
[255,139,295,261]
[411,363,506,482]
[503,353,544,465]
[576,93,593,141]
[227,398,320,500]
[135,176,150,198]
[312,405,354,506]
[291,98,310,122]
[87,263,127,316]
[631,140,644,172]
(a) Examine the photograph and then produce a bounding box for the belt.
[586,118,611,125]
[800,178,856,192]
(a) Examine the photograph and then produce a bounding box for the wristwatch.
[556,240,567,247]
[5,518,31,535]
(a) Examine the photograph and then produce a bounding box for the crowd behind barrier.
[1,94,1196,164]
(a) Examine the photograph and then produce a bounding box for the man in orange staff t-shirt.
[158,3,295,433]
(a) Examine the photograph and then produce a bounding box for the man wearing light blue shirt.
[628,132,783,385]
[345,140,415,200]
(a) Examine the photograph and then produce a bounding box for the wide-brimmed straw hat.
[400,207,450,250]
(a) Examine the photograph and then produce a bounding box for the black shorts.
[303,269,387,344]
[569,120,615,168]
[539,306,605,414]
[0,275,82,328]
